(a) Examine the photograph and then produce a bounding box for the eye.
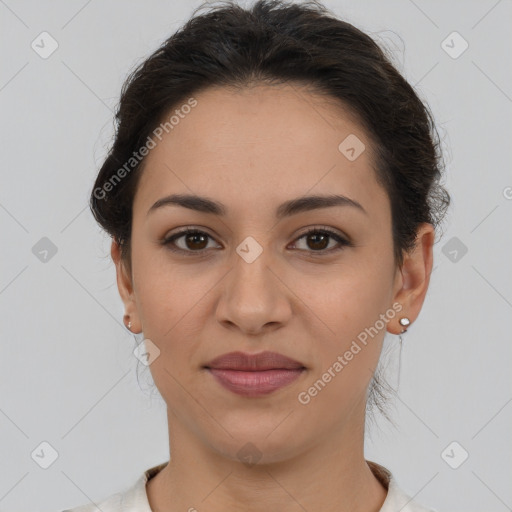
[290,227,352,254]
[162,228,220,254]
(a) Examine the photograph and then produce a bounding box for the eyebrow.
[147,193,367,218]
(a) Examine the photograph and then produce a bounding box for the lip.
[204,351,306,397]
[206,350,305,371]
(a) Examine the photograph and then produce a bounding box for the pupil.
[309,233,328,250]
[188,233,207,249]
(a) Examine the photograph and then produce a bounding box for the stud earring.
[399,317,410,333]
[128,320,132,330]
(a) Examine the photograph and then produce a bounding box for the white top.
[63,460,437,511]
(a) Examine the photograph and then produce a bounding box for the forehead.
[134,84,389,221]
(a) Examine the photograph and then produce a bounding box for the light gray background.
[1,1,511,511]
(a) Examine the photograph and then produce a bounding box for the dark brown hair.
[90,0,450,422]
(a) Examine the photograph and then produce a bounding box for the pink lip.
[204,351,306,397]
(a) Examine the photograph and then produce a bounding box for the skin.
[112,83,434,512]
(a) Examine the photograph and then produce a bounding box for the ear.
[388,223,435,335]
[111,240,140,332]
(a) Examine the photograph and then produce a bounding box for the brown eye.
[292,228,351,253]
[182,232,209,250]
[305,232,330,251]
[163,229,219,253]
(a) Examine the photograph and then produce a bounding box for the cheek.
[300,251,395,389]
[131,243,208,338]
[297,281,389,419]
[311,252,394,332]
[133,263,207,409]
[131,247,222,378]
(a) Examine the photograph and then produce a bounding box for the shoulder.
[385,478,438,512]
[61,462,168,512]
[60,491,122,512]
[367,460,439,512]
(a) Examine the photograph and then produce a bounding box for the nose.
[215,245,293,337]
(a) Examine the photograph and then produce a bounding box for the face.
[113,83,432,464]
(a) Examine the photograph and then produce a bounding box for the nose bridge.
[231,235,278,307]
[215,234,291,333]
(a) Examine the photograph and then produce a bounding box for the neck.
[147,408,388,512]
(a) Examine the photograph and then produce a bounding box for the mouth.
[203,351,306,397]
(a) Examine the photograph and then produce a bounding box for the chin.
[200,418,308,467]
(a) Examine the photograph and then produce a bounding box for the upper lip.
[204,351,305,371]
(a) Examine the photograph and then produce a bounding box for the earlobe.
[388,223,435,335]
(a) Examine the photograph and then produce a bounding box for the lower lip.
[207,368,305,397]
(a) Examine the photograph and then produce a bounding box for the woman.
[66,0,450,510]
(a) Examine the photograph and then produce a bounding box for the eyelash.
[161,226,353,257]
